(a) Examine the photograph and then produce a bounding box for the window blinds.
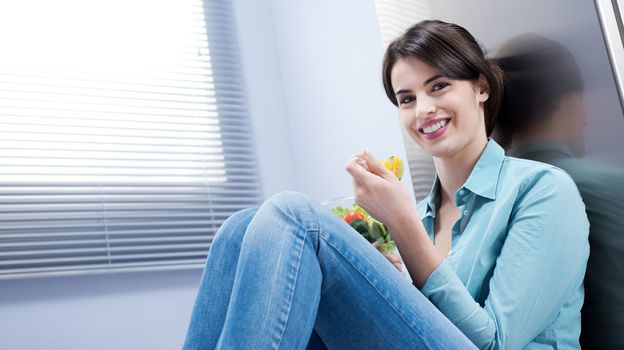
[0,0,262,279]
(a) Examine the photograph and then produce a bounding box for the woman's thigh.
[265,191,476,349]
[315,197,474,349]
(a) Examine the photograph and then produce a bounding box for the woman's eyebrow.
[423,74,443,86]
[395,88,411,96]
[395,75,444,96]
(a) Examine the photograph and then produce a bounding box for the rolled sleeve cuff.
[420,260,494,347]
[421,259,457,298]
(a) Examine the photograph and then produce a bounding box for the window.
[0,0,262,278]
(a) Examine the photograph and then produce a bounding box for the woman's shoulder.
[414,155,583,217]
[503,153,566,174]
[501,155,579,194]
[498,156,587,225]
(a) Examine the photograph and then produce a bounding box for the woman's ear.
[477,74,490,102]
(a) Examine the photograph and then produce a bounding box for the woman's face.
[391,57,489,160]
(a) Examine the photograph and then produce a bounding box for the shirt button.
[463,210,469,215]
[459,189,465,195]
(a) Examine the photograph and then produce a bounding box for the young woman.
[183,20,589,350]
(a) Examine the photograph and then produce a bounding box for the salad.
[331,155,404,254]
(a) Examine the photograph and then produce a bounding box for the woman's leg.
[182,206,327,350]
[215,191,476,350]
[183,207,259,349]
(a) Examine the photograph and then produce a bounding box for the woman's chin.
[417,137,454,158]
[427,148,453,159]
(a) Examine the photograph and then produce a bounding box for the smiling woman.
[391,58,488,159]
[381,21,504,139]
[183,20,589,350]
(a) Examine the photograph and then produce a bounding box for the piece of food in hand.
[331,203,396,254]
[380,155,404,180]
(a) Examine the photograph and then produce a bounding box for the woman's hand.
[372,240,404,272]
[345,150,417,234]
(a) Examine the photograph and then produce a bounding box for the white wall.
[0,270,201,350]
[267,0,412,202]
[236,0,298,197]
[0,1,411,349]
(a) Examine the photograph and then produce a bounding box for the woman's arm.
[384,210,442,289]
[418,169,589,349]
[345,151,442,287]
[347,152,588,349]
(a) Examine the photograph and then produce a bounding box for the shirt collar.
[424,179,440,218]
[423,139,505,217]
[462,138,505,200]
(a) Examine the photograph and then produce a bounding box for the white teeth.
[422,120,447,134]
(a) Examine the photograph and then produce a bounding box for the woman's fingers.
[345,155,370,182]
[363,151,394,180]
[385,253,402,265]
[353,154,370,171]
[385,253,403,271]
[371,241,404,272]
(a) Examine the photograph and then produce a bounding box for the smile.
[417,118,450,140]
[419,118,450,133]
[422,120,447,134]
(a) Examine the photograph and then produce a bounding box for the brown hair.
[382,20,504,136]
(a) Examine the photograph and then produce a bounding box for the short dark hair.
[382,20,504,136]
[494,33,584,148]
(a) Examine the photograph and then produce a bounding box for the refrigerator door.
[596,0,624,114]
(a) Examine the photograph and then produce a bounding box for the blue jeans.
[183,191,476,349]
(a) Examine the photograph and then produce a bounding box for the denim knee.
[210,207,258,250]
[264,191,315,214]
[260,191,321,234]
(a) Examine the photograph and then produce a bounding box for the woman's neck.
[434,137,488,206]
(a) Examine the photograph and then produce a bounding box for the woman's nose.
[415,96,437,118]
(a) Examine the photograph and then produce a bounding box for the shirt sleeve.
[420,168,590,350]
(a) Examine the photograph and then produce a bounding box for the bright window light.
[0,0,226,184]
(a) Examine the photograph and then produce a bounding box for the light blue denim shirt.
[414,139,589,350]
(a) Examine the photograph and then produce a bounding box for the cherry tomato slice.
[344,212,365,223]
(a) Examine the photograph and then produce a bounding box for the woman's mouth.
[419,118,450,140]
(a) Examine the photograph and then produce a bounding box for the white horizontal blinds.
[373,0,436,201]
[0,0,262,279]
[374,0,433,48]
[402,128,437,202]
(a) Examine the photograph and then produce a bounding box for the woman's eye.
[433,82,449,91]
[400,96,415,105]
